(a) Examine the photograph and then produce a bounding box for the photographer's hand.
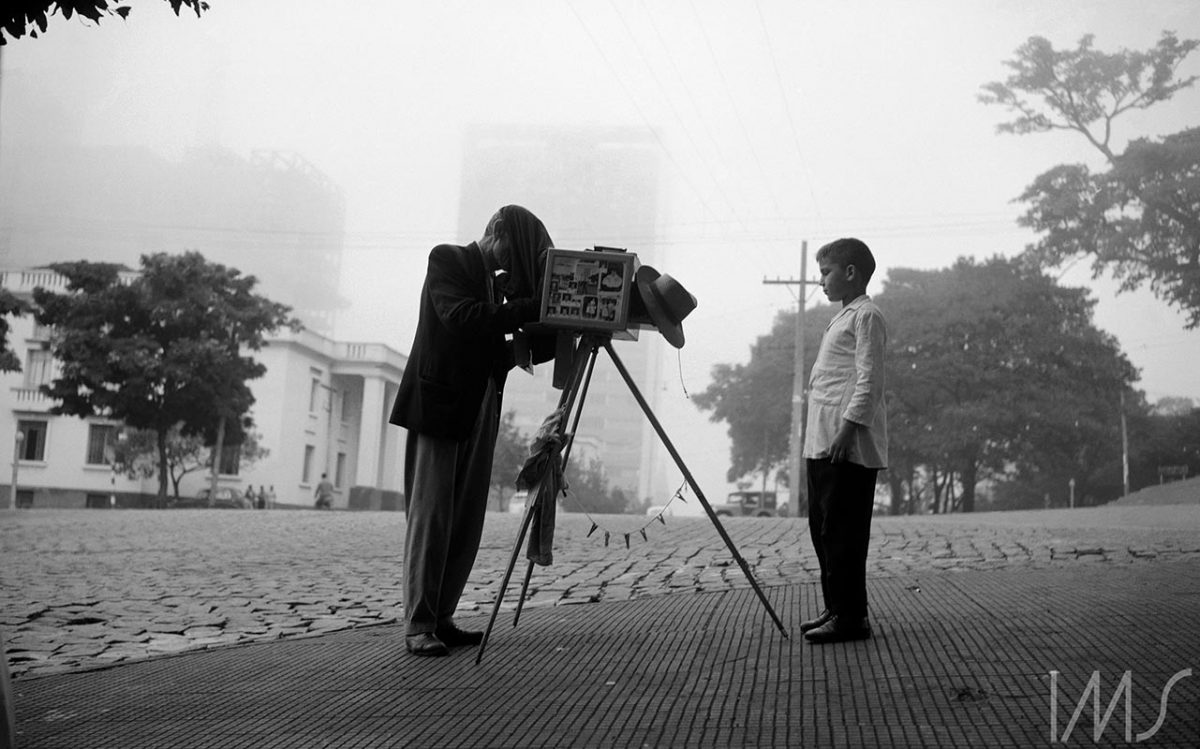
[506,297,541,324]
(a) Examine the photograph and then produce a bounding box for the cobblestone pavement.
[3,503,1200,679]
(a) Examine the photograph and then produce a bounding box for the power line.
[753,0,824,236]
[612,0,748,232]
[565,0,719,224]
[687,0,781,217]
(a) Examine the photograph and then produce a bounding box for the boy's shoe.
[799,609,833,633]
[803,615,871,644]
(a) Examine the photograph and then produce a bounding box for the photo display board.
[539,248,636,333]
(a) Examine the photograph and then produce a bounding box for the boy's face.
[818,258,857,305]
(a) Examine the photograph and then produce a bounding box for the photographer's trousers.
[403,381,498,635]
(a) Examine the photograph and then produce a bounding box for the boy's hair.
[816,238,875,283]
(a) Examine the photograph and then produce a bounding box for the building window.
[86,424,116,465]
[17,420,47,461]
[219,444,240,476]
[23,349,53,389]
[302,445,315,483]
[335,452,347,488]
[341,390,358,423]
[309,370,323,413]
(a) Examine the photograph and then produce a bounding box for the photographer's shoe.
[804,615,872,644]
[435,624,484,648]
[799,609,833,633]
[405,633,450,657]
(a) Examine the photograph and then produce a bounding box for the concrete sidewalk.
[11,559,1200,748]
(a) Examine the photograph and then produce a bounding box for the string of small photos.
[572,480,691,550]
[563,348,693,550]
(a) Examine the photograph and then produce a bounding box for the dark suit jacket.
[389,242,538,441]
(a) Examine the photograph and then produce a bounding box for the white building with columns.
[1,267,407,510]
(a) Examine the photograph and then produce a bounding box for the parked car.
[714,490,779,518]
[169,487,251,509]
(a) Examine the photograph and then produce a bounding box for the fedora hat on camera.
[631,265,697,349]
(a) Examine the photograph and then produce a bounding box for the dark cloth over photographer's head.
[493,204,553,300]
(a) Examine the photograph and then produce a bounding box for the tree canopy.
[33,252,298,500]
[1125,399,1200,490]
[0,290,29,374]
[2,1,207,44]
[883,257,1137,512]
[491,410,528,500]
[562,456,631,515]
[119,425,268,500]
[980,31,1200,327]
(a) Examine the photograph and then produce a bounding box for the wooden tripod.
[476,334,788,664]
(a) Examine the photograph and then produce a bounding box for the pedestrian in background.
[389,205,554,657]
[801,237,888,644]
[314,474,334,510]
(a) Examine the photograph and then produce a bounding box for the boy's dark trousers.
[807,458,879,619]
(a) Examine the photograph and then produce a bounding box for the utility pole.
[1120,390,1130,497]
[763,240,819,516]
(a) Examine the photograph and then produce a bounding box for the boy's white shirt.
[803,294,889,469]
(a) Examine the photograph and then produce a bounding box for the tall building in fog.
[0,71,345,334]
[459,124,663,506]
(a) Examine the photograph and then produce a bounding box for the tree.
[980,32,1200,327]
[2,1,208,44]
[0,290,29,373]
[561,455,631,515]
[880,257,1138,511]
[1126,401,1200,490]
[120,425,269,499]
[693,304,837,486]
[33,252,299,502]
[491,410,528,498]
[1153,395,1196,417]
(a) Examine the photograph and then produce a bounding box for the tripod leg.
[476,501,538,664]
[602,341,789,638]
[561,339,599,467]
[511,560,535,629]
[512,342,598,629]
[477,339,599,663]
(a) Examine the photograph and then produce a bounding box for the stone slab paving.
[3,504,1200,680]
[9,558,1200,748]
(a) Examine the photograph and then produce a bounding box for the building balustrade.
[1,268,137,296]
[11,388,54,408]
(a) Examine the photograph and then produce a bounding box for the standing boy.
[801,237,888,644]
